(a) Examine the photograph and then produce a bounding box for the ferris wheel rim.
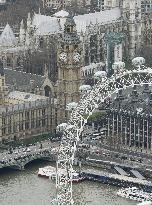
[54,66,152,205]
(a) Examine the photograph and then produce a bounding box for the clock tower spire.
[57,15,83,124]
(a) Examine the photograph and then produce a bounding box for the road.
[0,140,59,166]
[79,138,152,170]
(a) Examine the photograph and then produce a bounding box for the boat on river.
[38,166,56,178]
[137,201,152,205]
[50,170,85,183]
[117,187,152,202]
[38,166,85,182]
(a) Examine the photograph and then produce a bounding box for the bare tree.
[0,0,44,26]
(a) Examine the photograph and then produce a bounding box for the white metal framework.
[53,58,152,205]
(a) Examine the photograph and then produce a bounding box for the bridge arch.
[21,153,56,169]
[0,164,22,171]
[55,60,152,204]
[0,153,56,171]
[23,155,56,168]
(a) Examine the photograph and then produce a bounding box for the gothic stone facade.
[0,98,55,143]
[0,65,56,143]
[0,0,150,76]
[0,1,152,128]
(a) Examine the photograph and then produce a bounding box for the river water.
[0,161,136,205]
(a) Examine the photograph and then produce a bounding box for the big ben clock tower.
[57,15,83,124]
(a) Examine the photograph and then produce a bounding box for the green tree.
[87,111,106,123]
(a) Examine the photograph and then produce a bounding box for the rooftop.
[0,46,25,53]
[0,24,18,47]
[0,99,50,114]
[0,91,50,114]
[74,7,121,33]
[32,14,61,36]
[8,91,48,102]
[4,68,45,92]
[53,10,69,18]
[31,8,121,36]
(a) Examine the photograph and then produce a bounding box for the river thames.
[0,161,136,205]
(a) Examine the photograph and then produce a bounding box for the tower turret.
[25,13,33,47]
[19,19,26,45]
[57,15,83,124]
[27,12,32,29]
[121,0,142,58]
[128,0,136,58]
[0,60,6,105]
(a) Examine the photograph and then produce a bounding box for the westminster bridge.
[0,141,58,170]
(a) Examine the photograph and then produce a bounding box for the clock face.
[73,52,81,63]
[59,52,67,62]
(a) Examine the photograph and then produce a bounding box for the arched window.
[40,37,44,48]
[7,57,12,67]
[66,27,70,33]
[71,26,74,32]
[17,57,22,67]
[44,85,52,97]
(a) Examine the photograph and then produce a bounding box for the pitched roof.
[32,14,61,35]
[4,68,45,92]
[1,46,25,53]
[65,15,76,27]
[54,10,69,18]
[74,7,121,33]
[31,8,121,36]
[0,24,18,47]
[8,91,48,102]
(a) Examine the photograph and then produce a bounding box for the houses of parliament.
[0,0,152,151]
